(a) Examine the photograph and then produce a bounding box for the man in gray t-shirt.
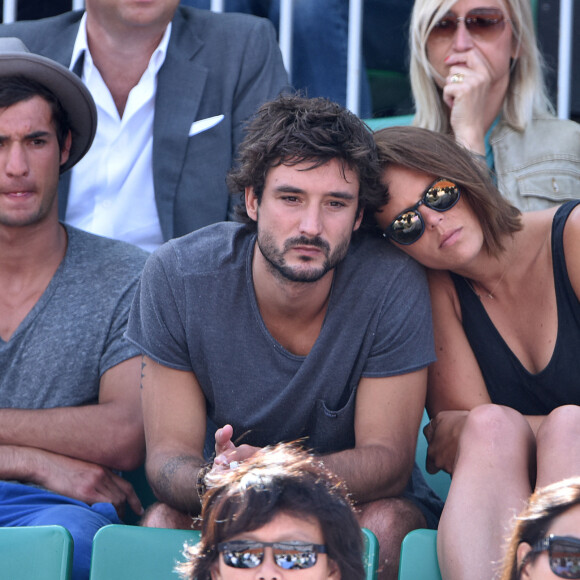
[0,39,147,580]
[128,95,439,580]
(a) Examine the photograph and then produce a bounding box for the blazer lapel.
[153,9,208,241]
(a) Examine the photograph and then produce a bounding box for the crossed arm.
[0,356,145,514]
[142,353,427,512]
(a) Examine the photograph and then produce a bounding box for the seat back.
[398,529,441,580]
[362,527,380,580]
[90,525,200,579]
[91,524,379,579]
[0,525,73,580]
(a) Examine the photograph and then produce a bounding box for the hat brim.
[0,52,97,173]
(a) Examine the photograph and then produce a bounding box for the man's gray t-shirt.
[0,225,148,409]
[127,222,435,453]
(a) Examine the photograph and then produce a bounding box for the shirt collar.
[69,12,172,78]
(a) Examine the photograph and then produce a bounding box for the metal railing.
[1,0,574,119]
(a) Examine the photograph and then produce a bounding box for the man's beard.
[256,232,351,283]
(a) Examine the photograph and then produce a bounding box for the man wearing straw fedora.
[0,38,148,579]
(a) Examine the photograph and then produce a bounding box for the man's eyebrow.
[26,131,51,140]
[0,131,52,142]
[273,184,357,200]
[273,184,304,194]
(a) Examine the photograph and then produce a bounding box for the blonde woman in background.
[409,0,580,211]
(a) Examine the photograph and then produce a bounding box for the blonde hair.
[409,0,553,133]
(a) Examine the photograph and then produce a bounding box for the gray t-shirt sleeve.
[126,245,191,371]
[362,255,435,377]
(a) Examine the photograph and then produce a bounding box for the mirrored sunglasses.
[217,540,327,570]
[383,178,461,245]
[429,8,509,42]
[529,535,580,579]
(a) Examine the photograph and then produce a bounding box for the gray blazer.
[0,7,288,240]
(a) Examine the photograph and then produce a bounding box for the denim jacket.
[491,114,580,211]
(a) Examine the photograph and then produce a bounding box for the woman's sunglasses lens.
[426,180,460,210]
[549,539,580,578]
[390,211,424,245]
[430,9,505,41]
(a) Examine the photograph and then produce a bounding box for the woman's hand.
[442,50,493,155]
[423,410,469,475]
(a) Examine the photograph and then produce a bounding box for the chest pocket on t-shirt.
[305,384,358,454]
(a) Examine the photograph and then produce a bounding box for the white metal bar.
[2,0,17,24]
[557,0,573,119]
[346,0,363,116]
[278,0,293,83]
[210,0,224,12]
[72,0,85,9]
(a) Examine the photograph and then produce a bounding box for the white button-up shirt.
[65,14,171,252]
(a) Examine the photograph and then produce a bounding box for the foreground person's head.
[178,443,365,580]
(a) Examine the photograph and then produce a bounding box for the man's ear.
[59,130,72,168]
[516,542,533,579]
[245,186,259,222]
[353,208,364,232]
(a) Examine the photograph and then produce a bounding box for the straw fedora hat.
[0,37,97,172]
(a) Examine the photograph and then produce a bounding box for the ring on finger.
[450,73,464,84]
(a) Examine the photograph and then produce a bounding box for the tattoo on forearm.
[140,356,147,390]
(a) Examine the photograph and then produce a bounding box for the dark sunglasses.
[217,540,327,570]
[527,535,580,579]
[429,8,509,42]
[382,178,461,245]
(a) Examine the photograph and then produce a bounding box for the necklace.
[467,263,509,300]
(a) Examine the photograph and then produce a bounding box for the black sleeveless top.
[451,201,580,414]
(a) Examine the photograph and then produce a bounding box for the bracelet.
[196,462,213,505]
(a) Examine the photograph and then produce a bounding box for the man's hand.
[213,424,260,471]
[424,410,469,475]
[37,450,143,518]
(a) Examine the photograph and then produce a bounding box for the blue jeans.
[181,0,373,117]
[0,482,121,580]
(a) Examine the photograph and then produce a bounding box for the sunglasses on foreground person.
[177,443,365,580]
[500,478,580,580]
[373,125,580,580]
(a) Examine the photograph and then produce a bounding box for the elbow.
[102,420,146,472]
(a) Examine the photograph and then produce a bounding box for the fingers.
[114,476,144,517]
[214,424,235,455]
[90,469,144,517]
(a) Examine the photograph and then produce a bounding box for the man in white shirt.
[0,0,288,250]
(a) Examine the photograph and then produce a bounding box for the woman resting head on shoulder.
[500,477,580,580]
[408,0,580,210]
[373,124,522,270]
[177,442,365,580]
[373,124,580,580]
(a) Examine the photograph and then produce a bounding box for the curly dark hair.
[177,442,365,580]
[374,125,522,257]
[228,94,387,229]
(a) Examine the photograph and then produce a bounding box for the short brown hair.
[374,125,522,256]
